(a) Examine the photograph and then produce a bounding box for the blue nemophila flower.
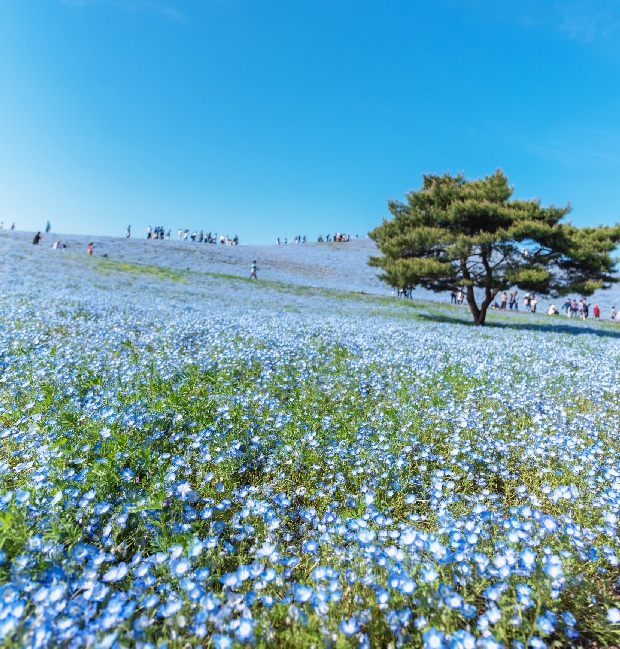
[357,529,376,545]
[302,540,319,554]
[483,585,502,601]
[170,558,190,577]
[94,502,112,515]
[102,562,128,583]
[173,481,198,502]
[233,617,255,642]
[120,468,134,482]
[478,637,502,649]
[293,584,313,603]
[544,555,563,580]
[188,539,203,558]
[561,611,577,628]
[220,572,239,589]
[212,634,233,649]
[256,541,276,558]
[422,626,445,648]
[158,594,183,618]
[421,567,439,583]
[375,588,390,607]
[142,594,159,609]
[608,607,620,624]
[520,548,536,570]
[398,578,416,595]
[195,567,210,581]
[339,616,359,635]
[450,629,476,649]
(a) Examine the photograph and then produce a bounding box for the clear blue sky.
[2,1,620,244]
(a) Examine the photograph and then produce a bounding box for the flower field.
[1,232,620,648]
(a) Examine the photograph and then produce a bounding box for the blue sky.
[2,1,620,244]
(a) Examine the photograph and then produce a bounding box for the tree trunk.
[466,285,485,325]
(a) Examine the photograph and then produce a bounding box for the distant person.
[32,232,42,245]
[500,292,507,309]
[571,299,578,318]
[178,228,182,240]
[126,225,131,238]
[593,304,600,319]
[611,307,617,320]
[250,260,258,279]
[166,230,171,240]
[45,220,51,233]
[450,290,457,304]
[562,297,571,315]
[11,223,15,230]
[52,240,60,249]
[147,225,152,239]
[87,242,94,255]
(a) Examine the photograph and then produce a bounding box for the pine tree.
[369,170,620,326]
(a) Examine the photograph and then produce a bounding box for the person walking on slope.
[250,260,258,280]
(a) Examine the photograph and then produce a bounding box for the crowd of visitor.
[390,285,620,322]
[317,233,353,242]
[273,233,356,244]
[140,226,239,245]
[275,235,307,244]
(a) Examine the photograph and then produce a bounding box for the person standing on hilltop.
[126,225,131,238]
[45,220,51,233]
[250,260,258,280]
[87,242,94,255]
[33,232,42,244]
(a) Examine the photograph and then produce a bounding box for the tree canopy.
[369,170,620,325]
